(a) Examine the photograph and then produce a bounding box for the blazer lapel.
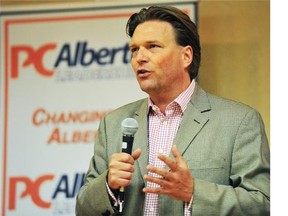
[133,100,149,180]
[172,84,211,156]
[132,84,212,176]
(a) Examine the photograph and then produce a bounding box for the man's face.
[129,20,192,101]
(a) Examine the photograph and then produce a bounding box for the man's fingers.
[143,174,166,185]
[171,145,184,163]
[108,149,141,189]
[157,145,185,171]
[157,153,176,171]
[143,174,171,193]
[132,148,142,160]
[146,165,172,180]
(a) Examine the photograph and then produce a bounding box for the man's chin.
[139,84,154,95]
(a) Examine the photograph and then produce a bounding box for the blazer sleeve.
[75,118,116,216]
[191,109,270,215]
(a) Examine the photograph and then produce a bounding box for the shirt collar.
[147,79,196,114]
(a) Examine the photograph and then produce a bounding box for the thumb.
[132,148,141,161]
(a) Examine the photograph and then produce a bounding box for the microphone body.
[119,118,138,213]
[122,135,134,154]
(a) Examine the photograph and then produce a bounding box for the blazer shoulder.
[204,92,264,124]
[193,84,256,115]
[207,93,253,111]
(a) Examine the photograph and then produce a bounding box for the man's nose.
[136,47,148,63]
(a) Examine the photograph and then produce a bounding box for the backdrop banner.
[0,2,197,215]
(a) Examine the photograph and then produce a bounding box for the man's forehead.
[130,21,175,44]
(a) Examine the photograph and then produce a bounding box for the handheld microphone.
[119,118,139,213]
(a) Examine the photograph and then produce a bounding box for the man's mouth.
[137,69,150,77]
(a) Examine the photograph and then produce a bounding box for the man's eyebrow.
[129,44,136,51]
[146,40,160,44]
[129,40,160,47]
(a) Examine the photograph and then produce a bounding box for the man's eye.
[150,44,158,48]
[130,48,138,53]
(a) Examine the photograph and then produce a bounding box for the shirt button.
[162,120,168,125]
[159,149,164,154]
[149,207,154,212]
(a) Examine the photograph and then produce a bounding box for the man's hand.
[108,148,141,190]
[143,145,194,202]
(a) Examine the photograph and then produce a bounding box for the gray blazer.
[76,83,270,216]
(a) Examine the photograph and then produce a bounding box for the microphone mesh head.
[121,118,138,135]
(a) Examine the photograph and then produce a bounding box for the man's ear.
[182,45,193,68]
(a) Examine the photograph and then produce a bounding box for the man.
[76,5,270,216]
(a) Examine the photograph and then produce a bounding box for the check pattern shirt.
[144,80,195,216]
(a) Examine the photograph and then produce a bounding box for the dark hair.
[126,5,201,80]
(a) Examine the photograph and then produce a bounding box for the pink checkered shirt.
[144,80,195,216]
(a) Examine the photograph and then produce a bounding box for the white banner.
[0,1,197,215]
